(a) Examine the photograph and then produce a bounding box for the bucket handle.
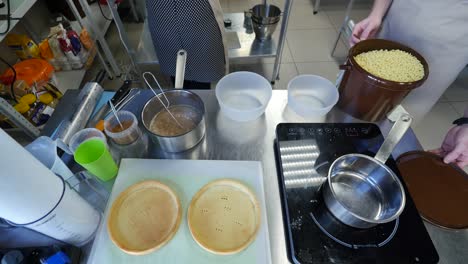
[337,61,352,88]
[339,63,351,71]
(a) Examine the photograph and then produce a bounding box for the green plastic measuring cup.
[74,139,118,181]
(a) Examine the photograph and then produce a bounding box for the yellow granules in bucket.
[354,49,425,82]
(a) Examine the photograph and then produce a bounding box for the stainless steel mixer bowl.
[141,90,206,153]
[251,4,281,24]
[323,153,406,229]
[251,4,281,41]
[252,20,279,41]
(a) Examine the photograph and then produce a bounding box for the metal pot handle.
[175,49,187,89]
[337,61,352,88]
[374,114,413,163]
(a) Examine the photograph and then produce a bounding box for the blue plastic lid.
[44,251,70,264]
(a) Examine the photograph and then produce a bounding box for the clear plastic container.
[109,132,149,159]
[69,128,107,153]
[215,71,272,122]
[66,171,110,213]
[25,136,74,180]
[104,110,141,145]
[287,75,339,118]
[104,110,149,159]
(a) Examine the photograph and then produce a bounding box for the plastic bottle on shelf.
[16,93,54,127]
[19,93,37,106]
[39,40,54,60]
[5,34,41,60]
[39,92,58,109]
[13,103,32,118]
[43,83,63,99]
[58,41,83,70]
[57,27,83,70]
[48,37,71,71]
[63,21,88,64]
[79,28,97,67]
[36,93,58,125]
[39,39,58,71]
[79,28,93,50]
[30,102,55,127]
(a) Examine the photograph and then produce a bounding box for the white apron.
[379,0,468,123]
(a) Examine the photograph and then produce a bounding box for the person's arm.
[368,0,393,22]
[350,0,393,46]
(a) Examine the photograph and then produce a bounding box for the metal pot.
[251,4,281,24]
[250,4,281,41]
[141,90,206,153]
[323,114,411,228]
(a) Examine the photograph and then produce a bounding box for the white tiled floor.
[288,4,333,30]
[295,61,340,82]
[232,63,299,89]
[451,102,467,116]
[442,69,468,102]
[94,1,468,153]
[287,28,346,62]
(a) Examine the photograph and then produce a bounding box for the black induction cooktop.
[274,123,439,264]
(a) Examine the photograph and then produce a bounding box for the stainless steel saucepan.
[323,114,412,228]
[141,90,206,152]
[141,50,206,153]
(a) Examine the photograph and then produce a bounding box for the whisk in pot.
[142,72,185,129]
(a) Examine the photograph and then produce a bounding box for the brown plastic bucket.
[337,39,429,122]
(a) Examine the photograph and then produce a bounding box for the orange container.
[2,59,54,87]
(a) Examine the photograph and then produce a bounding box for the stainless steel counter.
[50,89,467,263]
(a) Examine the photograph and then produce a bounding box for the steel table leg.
[272,0,293,84]
[128,0,140,22]
[108,1,141,77]
[330,0,356,57]
[313,0,321,14]
[331,30,343,57]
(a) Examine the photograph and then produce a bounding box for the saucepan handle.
[374,114,413,164]
[175,49,187,89]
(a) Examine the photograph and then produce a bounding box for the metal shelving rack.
[331,0,356,56]
[64,0,140,79]
[0,98,40,138]
[0,0,38,42]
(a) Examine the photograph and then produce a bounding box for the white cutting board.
[88,159,271,264]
